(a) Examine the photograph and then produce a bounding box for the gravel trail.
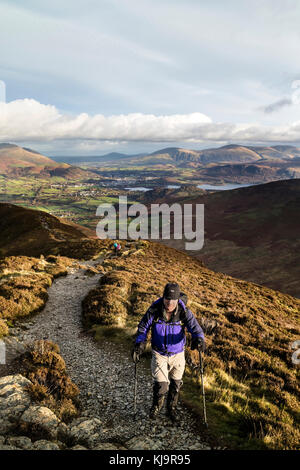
[7,259,210,450]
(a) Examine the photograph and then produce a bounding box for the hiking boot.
[149,381,168,420]
[166,394,179,424]
[166,379,181,425]
[166,406,179,424]
[149,396,165,420]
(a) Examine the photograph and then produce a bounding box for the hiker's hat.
[163,282,180,300]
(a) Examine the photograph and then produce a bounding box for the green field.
[0,175,140,230]
[0,165,208,233]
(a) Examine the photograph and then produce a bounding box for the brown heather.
[20,340,79,423]
[0,318,9,337]
[82,240,300,450]
[0,255,76,334]
[0,202,111,260]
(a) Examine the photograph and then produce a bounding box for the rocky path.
[6,258,211,450]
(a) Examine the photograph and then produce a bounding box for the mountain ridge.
[0,143,97,179]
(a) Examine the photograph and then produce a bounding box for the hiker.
[112,242,121,255]
[132,282,205,423]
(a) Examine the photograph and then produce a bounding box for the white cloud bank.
[1,98,300,147]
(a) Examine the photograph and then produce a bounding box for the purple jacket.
[135,297,204,356]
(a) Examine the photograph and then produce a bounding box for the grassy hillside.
[0,203,109,259]
[82,240,300,450]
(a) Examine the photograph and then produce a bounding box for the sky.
[1,0,300,156]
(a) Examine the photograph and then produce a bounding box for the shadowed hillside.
[140,185,206,204]
[0,203,110,259]
[157,179,300,298]
[196,159,300,183]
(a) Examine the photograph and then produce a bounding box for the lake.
[124,187,152,192]
[125,185,180,191]
[197,183,257,191]
[125,183,257,192]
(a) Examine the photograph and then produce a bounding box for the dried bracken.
[20,340,79,423]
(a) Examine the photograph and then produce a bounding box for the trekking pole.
[133,361,138,419]
[199,350,208,428]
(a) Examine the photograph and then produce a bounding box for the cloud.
[260,79,300,114]
[1,98,300,149]
[0,99,211,142]
[262,98,293,114]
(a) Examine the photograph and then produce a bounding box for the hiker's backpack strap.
[178,298,188,325]
[150,298,163,327]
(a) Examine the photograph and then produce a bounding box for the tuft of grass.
[20,340,79,423]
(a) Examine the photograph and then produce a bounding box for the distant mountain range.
[50,144,300,183]
[51,144,300,165]
[51,152,146,164]
[2,142,300,184]
[0,143,97,179]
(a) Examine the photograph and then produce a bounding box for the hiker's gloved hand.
[191,337,206,352]
[131,342,145,363]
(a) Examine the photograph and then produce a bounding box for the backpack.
[179,292,188,307]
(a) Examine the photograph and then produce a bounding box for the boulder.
[33,440,60,450]
[0,374,32,390]
[6,436,33,450]
[0,374,32,434]
[0,444,18,450]
[57,422,69,443]
[19,405,60,440]
[68,417,102,448]
[70,444,88,450]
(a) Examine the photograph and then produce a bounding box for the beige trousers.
[151,350,185,383]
